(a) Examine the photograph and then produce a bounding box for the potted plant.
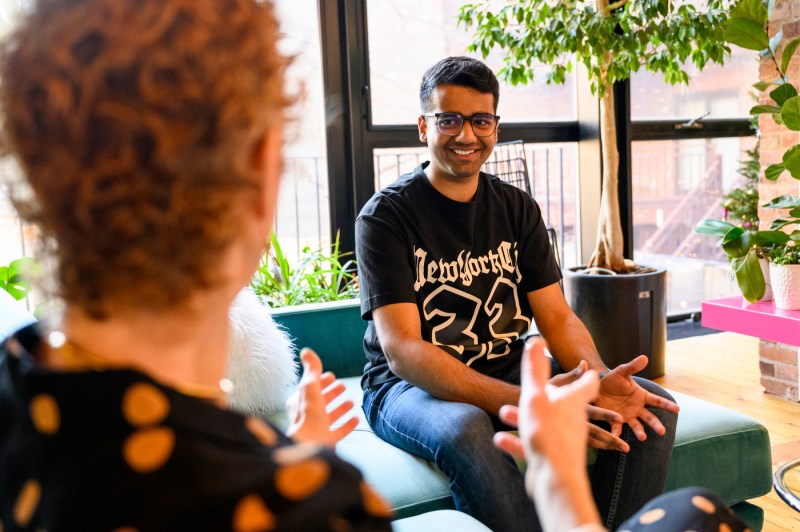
[693,218,788,302]
[769,243,800,309]
[250,232,358,308]
[458,0,733,377]
[249,232,364,377]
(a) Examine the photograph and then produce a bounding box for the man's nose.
[455,119,478,142]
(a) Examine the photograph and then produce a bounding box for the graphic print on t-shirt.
[414,240,531,366]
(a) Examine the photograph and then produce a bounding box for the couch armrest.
[268,299,367,378]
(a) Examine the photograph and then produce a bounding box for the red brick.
[760,359,776,377]
[776,363,799,381]
[784,20,800,38]
[761,376,800,401]
[759,340,800,364]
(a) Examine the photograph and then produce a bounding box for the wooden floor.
[656,332,800,531]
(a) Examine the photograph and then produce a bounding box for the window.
[628,42,757,316]
[365,0,575,125]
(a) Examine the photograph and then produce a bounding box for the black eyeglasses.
[422,112,500,137]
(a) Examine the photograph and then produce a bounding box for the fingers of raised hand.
[493,431,525,459]
[627,417,648,441]
[645,392,680,414]
[330,415,359,444]
[587,423,629,452]
[498,404,520,428]
[548,360,587,387]
[586,404,623,425]
[637,408,665,436]
[299,348,323,377]
[322,379,346,405]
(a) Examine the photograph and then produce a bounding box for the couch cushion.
[666,391,773,505]
[334,377,453,519]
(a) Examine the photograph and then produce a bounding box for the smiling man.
[355,56,680,531]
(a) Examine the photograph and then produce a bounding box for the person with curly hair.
[0,0,394,529]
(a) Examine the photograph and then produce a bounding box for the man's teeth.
[453,149,474,155]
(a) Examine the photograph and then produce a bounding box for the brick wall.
[757,0,800,401]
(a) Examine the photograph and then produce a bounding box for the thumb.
[300,348,323,378]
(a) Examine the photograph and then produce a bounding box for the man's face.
[417,83,497,184]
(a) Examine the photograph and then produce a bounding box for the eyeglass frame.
[421,112,501,137]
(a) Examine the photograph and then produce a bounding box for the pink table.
[701,296,800,346]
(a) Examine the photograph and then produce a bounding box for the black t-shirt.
[0,325,393,531]
[356,163,561,390]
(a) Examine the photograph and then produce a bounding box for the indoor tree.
[458,0,734,273]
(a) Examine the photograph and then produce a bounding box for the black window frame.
[319,0,755,260]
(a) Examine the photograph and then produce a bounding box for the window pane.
[632,137,757,315]
[373,142,580,268]
[366,0,575,125]
[631,47,757,119]
[273,0,330,260]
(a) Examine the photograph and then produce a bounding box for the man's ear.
[417,115,428,143]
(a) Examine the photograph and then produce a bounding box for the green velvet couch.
[269,299,774,531]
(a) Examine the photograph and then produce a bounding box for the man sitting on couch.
[355,55,680,531]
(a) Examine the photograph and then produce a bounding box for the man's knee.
[439,404,496,449]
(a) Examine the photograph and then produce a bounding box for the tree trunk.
[586,14,628,273]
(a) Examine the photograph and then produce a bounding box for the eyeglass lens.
[437,113,497,136]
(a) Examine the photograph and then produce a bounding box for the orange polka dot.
[720,524,732,532]
[638,508,666,525]
[122,383,170,427]
[328,515,352,532]
[14,480,40,526]
[359,482,393,518]
[30,394,60,436]
[123,427,175,473]
[274,457,330,501]
[273,442,321,465]
[246,417,278,446]
[692,495,716,514]
[233,494,275,532]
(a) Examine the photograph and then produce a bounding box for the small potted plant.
[695,193,800,303]
[250,232,364,377]
[250,232,358,308]
[768,243,800,310]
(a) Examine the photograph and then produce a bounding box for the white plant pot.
[769,263,800,310]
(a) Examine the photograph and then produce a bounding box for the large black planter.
[562,266,667,379]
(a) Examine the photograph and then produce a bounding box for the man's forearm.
[542,313,607,373]
[386,339,519,415]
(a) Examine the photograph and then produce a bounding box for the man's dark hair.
[419,56,499,112]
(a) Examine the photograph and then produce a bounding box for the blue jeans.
[363,368,677,532]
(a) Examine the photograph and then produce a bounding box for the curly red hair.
[0,0,290,318]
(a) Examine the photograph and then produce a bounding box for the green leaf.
[782,37,800,72]
[783,144,800,177]
[732,249,766,303]
[722,226,750,258]
[694,218,737,236]
[730,0,769,25]
[763,194,800,208]
[724,18,769,51]
[771,83,797,106]
[752,230,790,245]
[765,162,786,181]
[750,104,782,114]
[781,96,800,130]
[753,80,774,91]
